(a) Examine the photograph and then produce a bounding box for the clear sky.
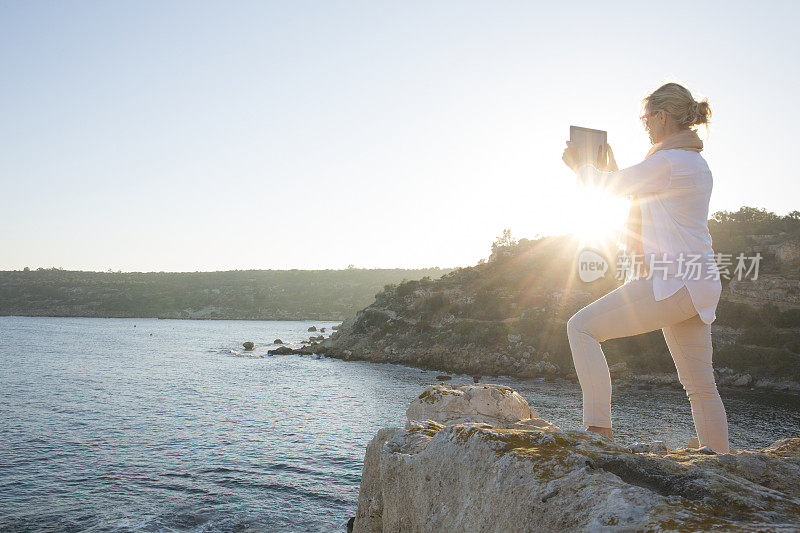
[2,1,798,272]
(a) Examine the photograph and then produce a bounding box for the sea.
[1,316,798,532]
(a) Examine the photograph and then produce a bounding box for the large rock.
[267,346,294,355]
[353,384,800,532]
[406,383,557,430]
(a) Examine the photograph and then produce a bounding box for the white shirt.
[576,149,722,325]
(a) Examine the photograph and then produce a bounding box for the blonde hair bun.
[644,83,712,130]
[693,99,711,125]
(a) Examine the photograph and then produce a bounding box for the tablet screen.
[570,126,607,167]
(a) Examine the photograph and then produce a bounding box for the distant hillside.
[325,207,800,387]
[0,268,455,321]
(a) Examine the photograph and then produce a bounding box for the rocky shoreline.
[310,239,800,396]
[279,332,800,394]
[351,383,800,531]
[248,231,800,395]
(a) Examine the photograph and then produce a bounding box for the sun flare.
[563,186,630,247]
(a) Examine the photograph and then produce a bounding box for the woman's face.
[643,106,669,144]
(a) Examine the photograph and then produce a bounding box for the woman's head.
[641,83,711,144]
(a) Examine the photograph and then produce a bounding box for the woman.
[561,82,729,454]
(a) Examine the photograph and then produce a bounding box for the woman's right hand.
[562,141,581,172]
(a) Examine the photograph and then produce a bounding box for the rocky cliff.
[353,384,800,532]
[321,234,800,389]
[324,236,616,379]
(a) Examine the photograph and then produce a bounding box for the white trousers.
[566,277,730,453]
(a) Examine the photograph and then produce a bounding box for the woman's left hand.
[599,143,619,171]
[562,141,580,172]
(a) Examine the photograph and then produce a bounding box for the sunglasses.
[640,110,661,127]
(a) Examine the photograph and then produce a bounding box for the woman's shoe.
[586,425,614,441]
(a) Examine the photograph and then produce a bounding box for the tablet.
[570,126,607,167]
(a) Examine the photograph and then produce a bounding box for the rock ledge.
[353,384,800,532]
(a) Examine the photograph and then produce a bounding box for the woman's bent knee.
[567,311,599,342]
[567,314,584,342]
[567,313,579,333]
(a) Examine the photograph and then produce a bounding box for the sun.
[563,186,630,248]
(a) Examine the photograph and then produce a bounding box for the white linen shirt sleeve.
[576,152,672,196]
